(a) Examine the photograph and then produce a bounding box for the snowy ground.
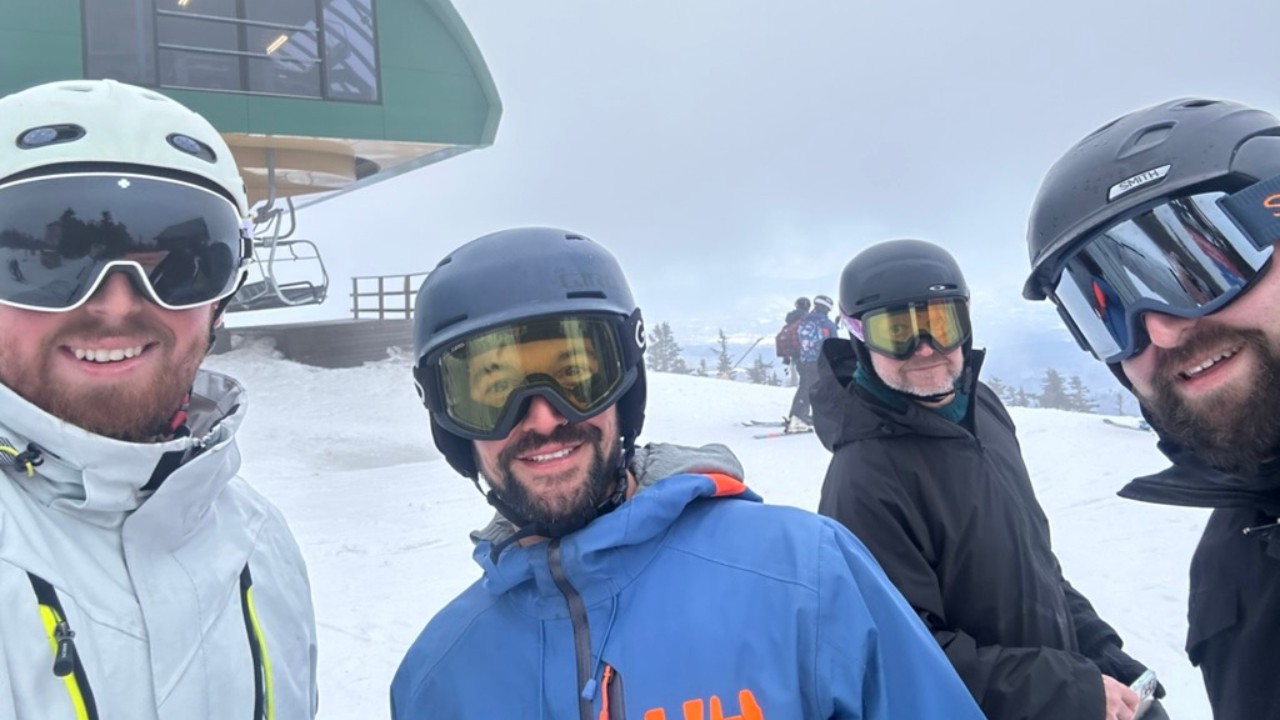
[204,345,1212,719]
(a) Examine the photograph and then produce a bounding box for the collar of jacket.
[0,368,246,536]
[1119,438,1280,513]
[811,339,985,451]
[473,471,759,617]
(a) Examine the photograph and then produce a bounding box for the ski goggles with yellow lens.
[1048,182,1280,363]
[843,298,971,360]
[0,173,251,311]
[414,312,644,440]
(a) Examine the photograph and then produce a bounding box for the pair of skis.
[740,419,814,439]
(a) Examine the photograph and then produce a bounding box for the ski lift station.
[0,0,501,366]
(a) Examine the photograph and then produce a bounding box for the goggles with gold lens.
[844,298,971,360]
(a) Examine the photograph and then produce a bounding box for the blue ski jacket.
[391,444,985,720]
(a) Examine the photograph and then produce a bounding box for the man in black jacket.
[815,239,1165,720]
[1024,97,1280,720]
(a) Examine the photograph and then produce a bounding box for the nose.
[517,395,568,435]
[1142,311,1197,349]
[84,270,147,317]
[912,340,937,358]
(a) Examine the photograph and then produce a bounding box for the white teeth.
[529,447,574,462]
[72,345,145,363]
[1183,348,1239,378]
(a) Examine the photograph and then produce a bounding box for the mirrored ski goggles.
[843,298,970,360]
[416,312,644,440]
[0,173,251,311]
[1049,187,1277,363]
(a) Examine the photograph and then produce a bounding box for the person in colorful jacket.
[786,294,838,433]
[0,80,318,720]
[391,227,986,719]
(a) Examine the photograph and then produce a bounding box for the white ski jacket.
[0,370,318,720]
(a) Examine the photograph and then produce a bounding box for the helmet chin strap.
[899,388,956,403]
[481,432,634,562]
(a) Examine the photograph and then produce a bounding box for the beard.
[1142,324,1280,474]
[486,422,621,532]
[881,357,963,399]
[0,313,208,443]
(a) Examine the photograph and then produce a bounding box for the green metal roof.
[0,0,501,203]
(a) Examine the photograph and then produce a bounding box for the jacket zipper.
[599,663,626,720]
[240,564,274,720]
[548,538,595,720]
[27,573,100,720]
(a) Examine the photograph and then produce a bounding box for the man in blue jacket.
[391,227,987,719]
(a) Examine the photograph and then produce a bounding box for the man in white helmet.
[0,80,318,719]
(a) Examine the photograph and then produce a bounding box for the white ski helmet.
[0,79,249,217]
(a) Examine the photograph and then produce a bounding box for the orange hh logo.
[1264,192,1280,217]
[643,690,762,720]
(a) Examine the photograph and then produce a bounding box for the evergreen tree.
[987,376,1010,404]
[1014,386,1034,408]
[768,370,782,386]
[696,358,708,377]
[747,354,775,385]
[647,322,689,373]
[1038,368,1071,410]
[714,330,734,378]
[1067,375,1098,413]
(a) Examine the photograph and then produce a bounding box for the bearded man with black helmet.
[813,239,1165,720]
[390,227,988,720]
[0,80,317,719]
[1025,97,1280,719]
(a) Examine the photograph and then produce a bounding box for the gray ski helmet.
[840,239,970,319]
[412,227,647,479]
[1025,97,1280,301]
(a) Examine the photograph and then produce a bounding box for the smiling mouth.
[1179,345,1242,380]
[521,444,581,463]
[69,344,148,363]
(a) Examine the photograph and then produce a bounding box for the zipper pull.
[1243,519,1280,536]
[52,621,76,677]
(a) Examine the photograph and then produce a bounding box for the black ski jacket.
[812,340,1153,720]
[1120,440,1280,719]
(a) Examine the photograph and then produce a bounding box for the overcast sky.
[240,0,1280,373]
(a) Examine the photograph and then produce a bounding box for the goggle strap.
[620,308,646,368]
[1219,171,1280,251]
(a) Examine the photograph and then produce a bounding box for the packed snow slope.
[204,345,1211,719]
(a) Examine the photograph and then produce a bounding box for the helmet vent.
[166,133,217,163]
[1118,123,1173,159]
[435,256,453,269]
[566,290,607,300]
[432,314,467,332]
[1178,99,1218,109]
[16,124,85,149]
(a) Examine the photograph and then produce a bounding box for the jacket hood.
[0,368,246,533]
[471,443,756,614]
[811,339,983,451]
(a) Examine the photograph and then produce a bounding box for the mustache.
[1151,322,1264,379]
[49,313,175,347]
[498,422,604,465]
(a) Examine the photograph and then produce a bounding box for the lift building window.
[83,0,380,103]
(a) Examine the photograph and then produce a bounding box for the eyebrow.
[474,361,516,378]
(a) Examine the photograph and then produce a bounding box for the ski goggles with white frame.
[843,297,971,360]
[0,172,251,312]
[415,311,644,440]
[1047,174,1280,363]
